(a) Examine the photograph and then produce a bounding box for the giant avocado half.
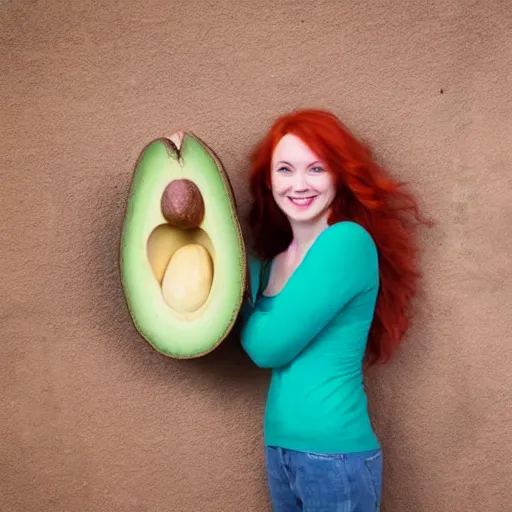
[120,132,247,358]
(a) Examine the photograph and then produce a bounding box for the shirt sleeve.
[235,253,263,327]
[240,222,378,368]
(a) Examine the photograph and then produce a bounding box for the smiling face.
[270,133,337,225]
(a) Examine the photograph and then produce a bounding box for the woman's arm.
[240,222,378,368]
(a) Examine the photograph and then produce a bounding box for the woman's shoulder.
[247,252,264,275]
[319,221,376,252]
[306,222,379,285]
[245,251,268,303]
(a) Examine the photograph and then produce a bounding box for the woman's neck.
[286,214,330,260]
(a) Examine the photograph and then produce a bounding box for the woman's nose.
[292,172,308,192]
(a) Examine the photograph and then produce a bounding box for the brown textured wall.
[1,1,511,511]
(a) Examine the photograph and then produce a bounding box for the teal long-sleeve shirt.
[240,221,381,454]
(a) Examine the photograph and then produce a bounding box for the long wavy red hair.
[247,108,428,366]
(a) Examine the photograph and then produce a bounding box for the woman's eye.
[310,166,323,173]
[277,167,290,173]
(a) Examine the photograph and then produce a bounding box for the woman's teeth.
[288,196,317,207]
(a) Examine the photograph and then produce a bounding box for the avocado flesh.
[120,134,246,358]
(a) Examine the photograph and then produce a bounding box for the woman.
[239,109,425,512]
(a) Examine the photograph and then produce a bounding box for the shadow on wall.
[87,170,264,391]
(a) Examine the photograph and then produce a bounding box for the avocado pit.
[161,179,205,229]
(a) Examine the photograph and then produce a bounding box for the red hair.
[247,109,429,366]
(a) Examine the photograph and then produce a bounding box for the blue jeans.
[265,446,383,512]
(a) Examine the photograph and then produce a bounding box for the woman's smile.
[288,195,318,208]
